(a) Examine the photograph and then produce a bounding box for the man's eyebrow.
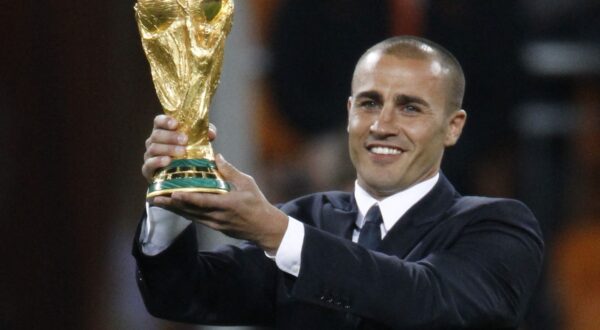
[354,91,382,102]
[395,94,430,107]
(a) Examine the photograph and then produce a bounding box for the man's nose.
[370,105,396,135]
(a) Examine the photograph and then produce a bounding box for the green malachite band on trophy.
[167,158,220,170]
[147,158,230,198]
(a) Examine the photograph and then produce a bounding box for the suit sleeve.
[286,200,544,329]
[132,217,278,326]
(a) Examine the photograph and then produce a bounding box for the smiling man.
[348,39,466,198]
[134,36,543,329]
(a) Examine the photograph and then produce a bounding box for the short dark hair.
[355,36,466,111]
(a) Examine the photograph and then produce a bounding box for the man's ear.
[347,96,353,132]
[444,109,467,147]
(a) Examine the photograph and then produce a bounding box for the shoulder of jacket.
[448,196,535,221]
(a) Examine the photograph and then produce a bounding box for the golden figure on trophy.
[135,0,234,198]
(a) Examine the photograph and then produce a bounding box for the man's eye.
[359,100,377,108]
[403,105,420,113]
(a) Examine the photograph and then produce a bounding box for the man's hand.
[142,114,216,183]
[142,115,288,253]
[152,154,289,253]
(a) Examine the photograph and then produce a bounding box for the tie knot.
[364,204,383,226]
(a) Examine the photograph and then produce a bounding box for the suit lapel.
[378,174,459,257]
[320,193,358,240]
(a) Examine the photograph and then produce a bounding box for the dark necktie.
[358,204,383,250]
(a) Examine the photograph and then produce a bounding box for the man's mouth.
[368,146,403,155]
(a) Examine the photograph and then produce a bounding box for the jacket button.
[344,305,351,309]
[327,298,334,303]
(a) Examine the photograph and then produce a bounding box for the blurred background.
[2,0,599,329]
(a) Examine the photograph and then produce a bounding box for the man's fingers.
[215,154,249,186]
[208,123,217,141]
[142,156,171,182]
[150,196,203,219]
[150,196,171,205]
[162,192,232,223]
[148,129,188,147]
[154,115,178,130]
[171,191,227,210]
[145,143,186,160]
[143,155,171,169]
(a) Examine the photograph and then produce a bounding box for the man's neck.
[354,173,440,232]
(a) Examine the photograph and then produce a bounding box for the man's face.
[348,51,466,199]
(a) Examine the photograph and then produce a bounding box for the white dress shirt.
[140,173,439,276]
[274,173,439,276]
[140,202,192,256]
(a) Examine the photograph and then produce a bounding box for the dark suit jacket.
[132,174,544,329]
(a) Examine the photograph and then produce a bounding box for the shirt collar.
[354,173,439,232]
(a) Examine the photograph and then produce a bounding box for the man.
[134,36,544,329]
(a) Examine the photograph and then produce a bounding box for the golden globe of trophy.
[135,0,234,198]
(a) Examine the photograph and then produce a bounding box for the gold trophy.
[135,0,234,198]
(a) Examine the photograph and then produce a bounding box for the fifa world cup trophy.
[135,0,234,197]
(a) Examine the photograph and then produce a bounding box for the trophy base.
[147,158,230,198]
